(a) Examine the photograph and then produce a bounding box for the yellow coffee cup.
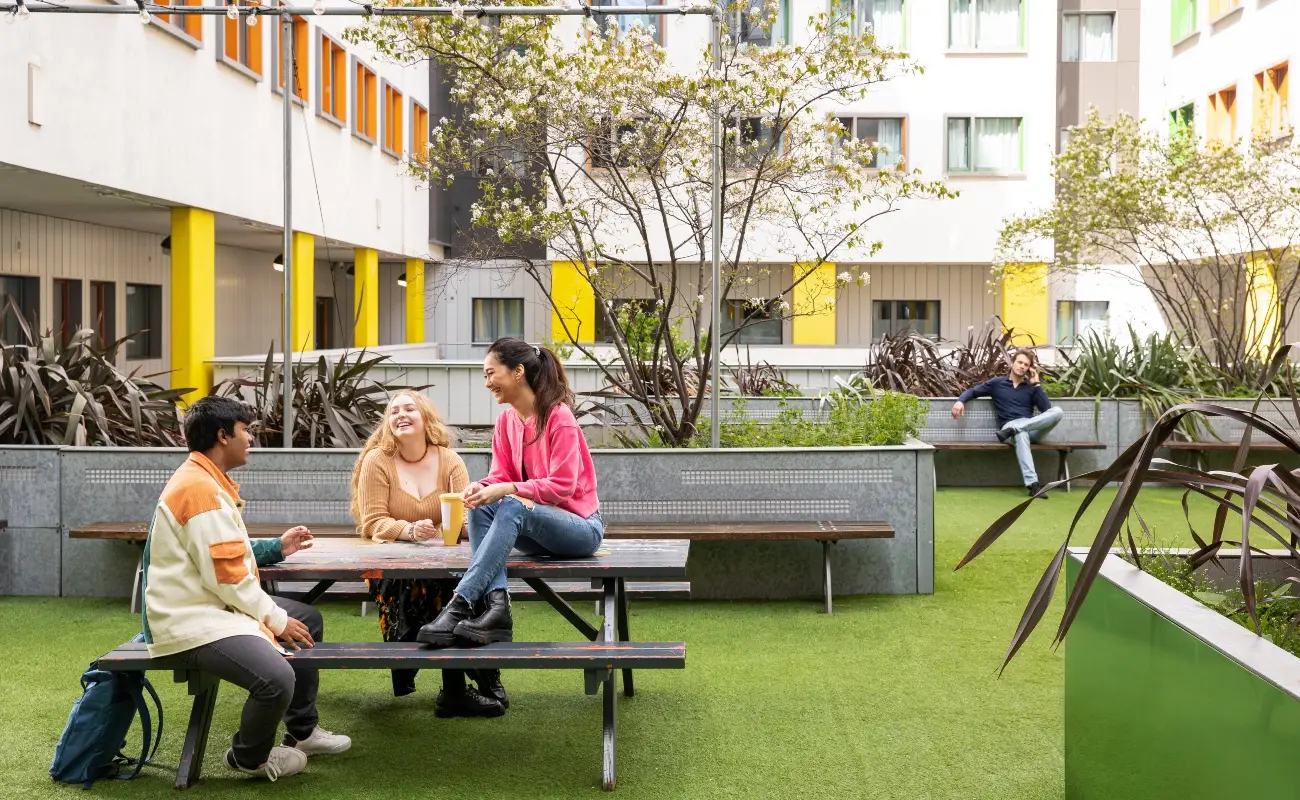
[439,493,465,546]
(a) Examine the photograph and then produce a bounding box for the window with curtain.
[722,299,783,345]
[947,117,1022,173]
[594,0,664,44]
[837,0,905,48]
[838,117,904,169]
[1062,13,1114,62]
[949,0,1022,50]
[1056,300,1109,346]
[472,298,525,343]
[872,300,940,341]
[1170,0,1196,42]
[735,0,789,47]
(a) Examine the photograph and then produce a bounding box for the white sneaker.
[286,726,352,756]
[224,745,308,781]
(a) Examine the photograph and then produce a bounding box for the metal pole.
[281,10,294,448]
[709,8,722,449]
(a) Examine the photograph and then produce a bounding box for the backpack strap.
[115,676,164,781]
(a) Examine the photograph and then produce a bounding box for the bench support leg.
[822,541,834,615]
[175,671,220,790]
[600,578,618,791]
[1057,450,1072,493]
[616,577,634,698]
[524,578,599,641]
[131,545,144,616]
[300,580,337,605]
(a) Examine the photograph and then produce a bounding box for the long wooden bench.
[71,520,893,614]
[97,639,686,790]
[1164,438,1297,471]
[928,441,1106,491]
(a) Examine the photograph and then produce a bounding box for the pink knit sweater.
[478,404,600,518]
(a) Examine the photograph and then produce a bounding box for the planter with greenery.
[956,341,1300,799]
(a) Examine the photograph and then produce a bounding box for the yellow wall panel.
[791,262,837,345]
[550,261,595,343]
[169,207,215,402]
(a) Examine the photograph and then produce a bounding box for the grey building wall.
[1057,1,1142,134]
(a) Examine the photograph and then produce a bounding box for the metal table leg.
[600,578,617,791]
[174,671,220,790]
[615,577,634,697]
[822,540,834,615]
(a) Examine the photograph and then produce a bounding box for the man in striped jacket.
[141,396,351,781]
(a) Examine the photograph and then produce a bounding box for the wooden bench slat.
[97,641,686,671]
[1164,440,1295,451]
[267,579,692,602]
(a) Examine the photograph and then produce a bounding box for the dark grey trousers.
[173,597,322,769]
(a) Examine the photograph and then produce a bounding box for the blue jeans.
[457,497,605,602]
[1000,406,1064,486]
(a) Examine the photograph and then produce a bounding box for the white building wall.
[3,2,430,258]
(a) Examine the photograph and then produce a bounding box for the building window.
[731,0,789,47]
[412,101,430,163]
[1169,102,1194,138]
[836,116,905,169]
[218,0,263,77]
[0,274,39,345]
[382,83,405,158]
[315,296,335,350]
[949,0,1023,51]
[1170,0,1196,42]
[1056,300,1109,346]
[125,283,163,361]
[271,14,309,103]
[1062,12,1113,62]
[589,119,640,171]
[1208,86,1237,144]
[947,116,1022,174]
[722,299,783,345]
[594,298,655,343]
[352,59,378,143]
[472,298,525,344]
[155,0,203,41]
[592,0,666,45]
[319,32,348,125]
[872,300,939,341]
[479,138,530,179]
[727,117,784,170]
[91,281,116,348]
[832,0,905,49]
[1254,63,1290,141]
[53,278,83,349]
[1210,0,1240,20]
[1059,127,1073,153]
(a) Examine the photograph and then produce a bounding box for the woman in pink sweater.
[418,338,602,648]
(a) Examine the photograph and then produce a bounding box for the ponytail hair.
[487,337,574,444]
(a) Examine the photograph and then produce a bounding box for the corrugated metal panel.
[835,263,1000,345]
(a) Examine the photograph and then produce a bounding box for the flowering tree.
[998,109,1300,380]
[348,0,952,445]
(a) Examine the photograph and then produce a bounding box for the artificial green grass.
[0,487,1222,799]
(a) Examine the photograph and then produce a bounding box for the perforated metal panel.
[236,471,349,486]
[84,469,172,484]
[680,468,891,485]
[243,499,353,521]
[0,466,42,481]
[601,499,853,518]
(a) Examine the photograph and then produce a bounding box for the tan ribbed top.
[355,447,470,542]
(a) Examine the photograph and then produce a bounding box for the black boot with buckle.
[416,594,474,648]
[471,668,510,710]
[454,589,514,645]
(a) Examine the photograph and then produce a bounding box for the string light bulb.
[312,0,324,14]
[226,1,238,21]
[17,0,30,19]
[246,6,258,25]
[138,2,151,23]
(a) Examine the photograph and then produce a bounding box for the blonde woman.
[351,392,508,718]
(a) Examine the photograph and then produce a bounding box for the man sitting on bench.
[951,348,1063,498]
[140,396,351,781]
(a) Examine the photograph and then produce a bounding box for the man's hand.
[951,401,965,419]
[464,482,515,510]
[278,617,315,650]
[1028,368,1041,386]
[280,526,314,557]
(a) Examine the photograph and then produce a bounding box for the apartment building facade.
[1,1,435,397]
[427,0,1063,363]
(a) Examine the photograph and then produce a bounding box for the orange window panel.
[275,14,309,101]
[1208,87,1237,144]
[224,1,263,74]
[321,34,347,122]
[412,103,429,162]
[355,62,378,140]
[383,85,405,156]
[157,0,203,40]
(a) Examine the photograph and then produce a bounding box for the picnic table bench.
[72,520,894,614]
[1163,437,1298,471]
[928,441,1106,491]
[94,537,688,792]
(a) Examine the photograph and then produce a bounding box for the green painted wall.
[1066,558,1300,799]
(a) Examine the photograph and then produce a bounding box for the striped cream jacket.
[141,452,288,657]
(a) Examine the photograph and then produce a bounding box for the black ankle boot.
[434,684,505,719]
[454,588,513,645]
[417,594,474,649]
[471,669,510,710]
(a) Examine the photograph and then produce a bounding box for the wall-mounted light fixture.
[273,254,284,272]
[397,272,407,288]
[160,236,171,254]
